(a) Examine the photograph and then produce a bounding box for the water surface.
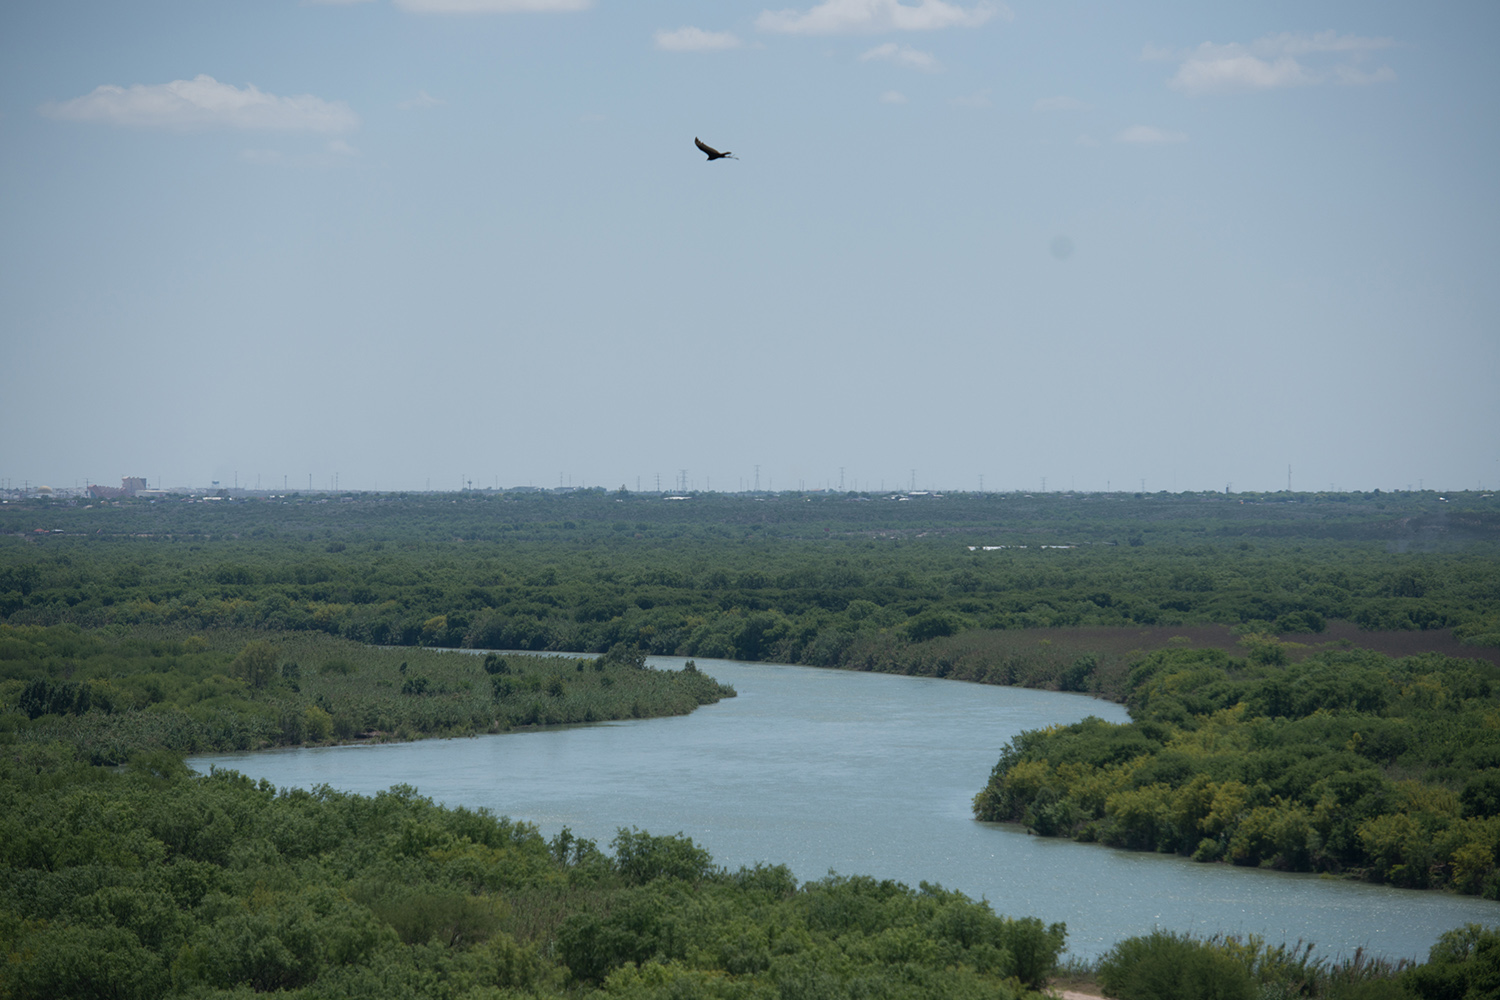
[193,657,1495,960]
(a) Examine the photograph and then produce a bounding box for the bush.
[611,828,716,885]
[1098,929,1256,1000]
[1404,923,1500,1000]
[303,706,333,741]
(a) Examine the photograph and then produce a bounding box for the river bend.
[192,657,1496,960]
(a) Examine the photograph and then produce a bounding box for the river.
[191,656,1497,961]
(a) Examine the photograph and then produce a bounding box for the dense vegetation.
[0,748,1068,1000]
[3,489,1498,995]
[0,625,732,765]
[2,490,1497,677]
[1,747,1491,1000]
[973,645,1500,894]
[1087,925,1500,1000]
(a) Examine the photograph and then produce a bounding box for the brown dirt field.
[1307,621,1500,666]
[1031,623,1500,669]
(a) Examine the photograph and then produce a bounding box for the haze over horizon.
[3,2,1497,495]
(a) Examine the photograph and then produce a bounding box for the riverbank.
[0,746,1074,999]
[191,658,1499,964]
[974,641,1500,897]
[2,625,733,765]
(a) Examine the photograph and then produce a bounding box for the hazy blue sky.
[3,1,1496,493]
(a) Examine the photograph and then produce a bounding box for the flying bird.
[695,137,737,161]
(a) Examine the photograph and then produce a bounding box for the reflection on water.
[193,657,1497,960]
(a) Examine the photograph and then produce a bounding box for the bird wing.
[695,137,722,158]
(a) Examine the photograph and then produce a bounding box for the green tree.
[230,640,279,690]
[611,828,717,885]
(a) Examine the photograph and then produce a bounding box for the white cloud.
[1334,64,1398,86]
[326,139,359,156]
[1116,125,1186,144]
[880,90,908,103]
[655,26,741,51]
[861,42,940,71]
[1033,95,1088,112]
[393,0,589,11]
[952,89,991,108]
[41,75,359,132]
[1164,31,1395,95]
[757,0,1005,35]
[1173,52,1315,93]
[397,90,445,110]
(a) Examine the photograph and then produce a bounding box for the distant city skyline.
[1,469,1488,497]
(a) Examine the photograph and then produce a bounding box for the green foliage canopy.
[974,646,1500,894]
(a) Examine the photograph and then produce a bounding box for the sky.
[2,1,1497,495]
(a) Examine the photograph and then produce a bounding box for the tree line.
[2,492,1496,669]
[973,644,1500,895]
[0,624,732,765]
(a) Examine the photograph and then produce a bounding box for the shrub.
[611,828,716,885]
[303,706,333,741]
[1098,929,1256,1000]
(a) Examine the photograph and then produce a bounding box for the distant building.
[87,476,150,500]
